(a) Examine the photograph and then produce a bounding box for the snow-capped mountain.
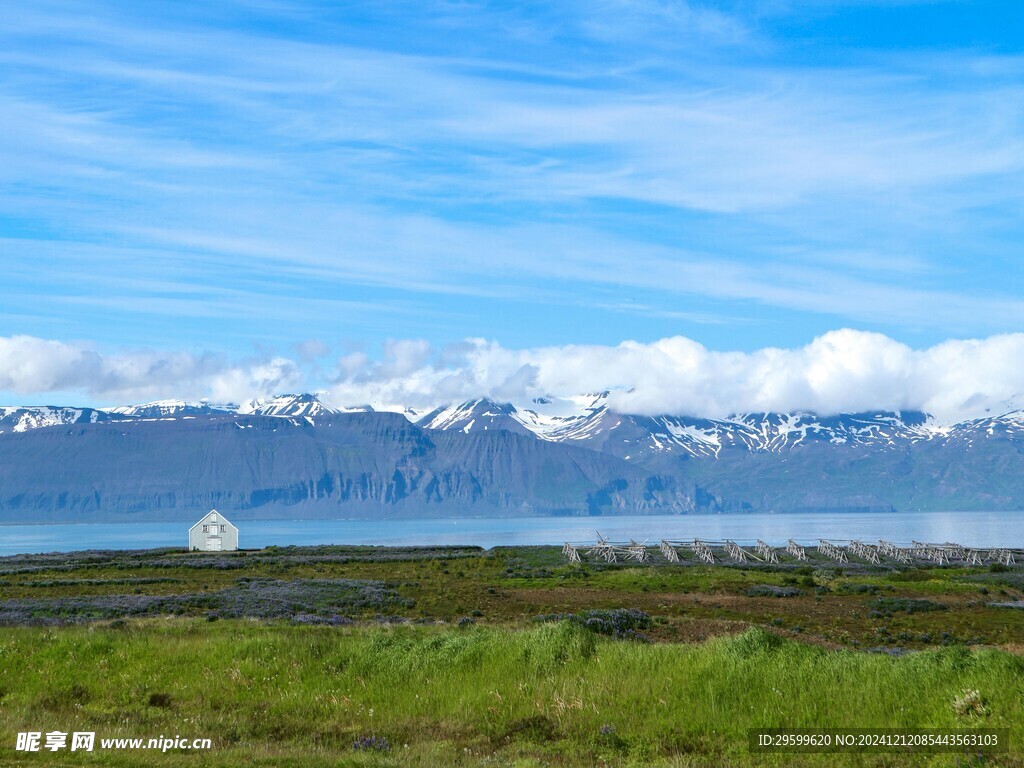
[415,399,533,435]
[236,393,356,419]
[0,406,111,434]
[108,400,236,418]
[553,408,941,461]
[3,393,373,431]
[511,393,613,440]
[410,394,945,461]
[106,393,374,421]
[4,391,1018,462]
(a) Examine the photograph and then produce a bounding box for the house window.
[202,525,209,532]
[220,525,226,533]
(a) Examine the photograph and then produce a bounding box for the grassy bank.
[2,545,1024,765]
[1,620,1022,767]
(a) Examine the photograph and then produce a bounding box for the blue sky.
[2,1,1024,408]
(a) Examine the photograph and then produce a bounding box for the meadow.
[1,545,1023,766]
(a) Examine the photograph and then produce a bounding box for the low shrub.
[533,608,652,640]
[837,583,880,595]
[870,597,946,616]
[0,578,407,625]
[352,735,390,752]
[746,585,802,598]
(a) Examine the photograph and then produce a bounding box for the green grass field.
[1,545,1023,766]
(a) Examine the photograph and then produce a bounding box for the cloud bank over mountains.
[0,335,302,406]
[3,330,1024,424]
[328,330,1024,423]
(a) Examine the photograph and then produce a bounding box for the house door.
[206,537,222,552]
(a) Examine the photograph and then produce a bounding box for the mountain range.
[2,393,1023,522]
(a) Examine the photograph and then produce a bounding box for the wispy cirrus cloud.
[1,0,1023,357]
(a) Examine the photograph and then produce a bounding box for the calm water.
[0,510,1020,556]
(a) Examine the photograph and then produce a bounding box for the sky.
[2,1,1024,416]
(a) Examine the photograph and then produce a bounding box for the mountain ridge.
[7,392,1021,460]
[3,393,1024,522]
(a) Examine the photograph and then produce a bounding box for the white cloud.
[6,330,1024,423]
[325,330,1024,423]
[0,335,301,405]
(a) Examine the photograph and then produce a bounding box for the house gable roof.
[188,509,237,533]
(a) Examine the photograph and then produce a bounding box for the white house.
[188,509,239,552]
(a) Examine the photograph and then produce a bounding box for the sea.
[0,510,1019,557]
